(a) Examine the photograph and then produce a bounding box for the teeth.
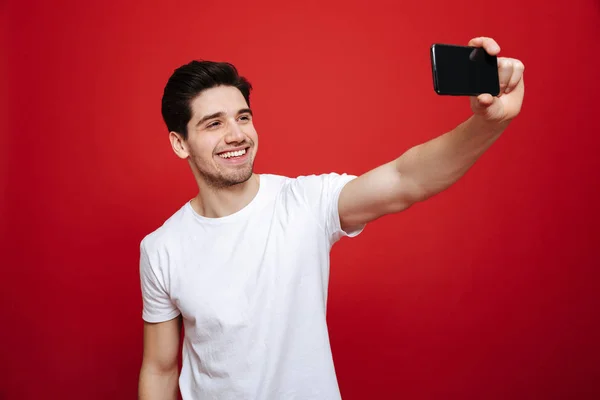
[219,149,246,159]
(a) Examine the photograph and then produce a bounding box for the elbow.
[397,176,433,207]
[141,358,179,376]
[408,184,432,204]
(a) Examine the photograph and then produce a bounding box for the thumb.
[470,93,504,120]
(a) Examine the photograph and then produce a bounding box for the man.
[138,36,525,399]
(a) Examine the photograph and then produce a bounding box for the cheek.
[188,138,217,160]
[247,126,259,142]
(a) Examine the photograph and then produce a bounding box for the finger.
[471,93,504,121]
[468,37,483,46]
[470,93,494,113]
[497,58,514,94]
[505,59,525,94]
[477,93,494,107]
[468,36,500,55]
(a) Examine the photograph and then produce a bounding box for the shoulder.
[287,172,358,196]
[260,172,354,201]
[258,173,292,189]
[140,203,191,258]
[267,172,358,217]
[264,172,356,189]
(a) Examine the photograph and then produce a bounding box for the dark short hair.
[161,60,252,139]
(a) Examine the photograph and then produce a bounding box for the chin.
[200,165,254,189]
[232,166,254,184]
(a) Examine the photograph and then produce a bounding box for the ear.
[169,131,189,159]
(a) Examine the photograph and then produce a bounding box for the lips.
[216,146,251,164]
[217,148,248,160]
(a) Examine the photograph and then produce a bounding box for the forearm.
[395,115,509,201]
[138,364,179,400]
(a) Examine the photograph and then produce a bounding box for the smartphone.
[430,43,500,96]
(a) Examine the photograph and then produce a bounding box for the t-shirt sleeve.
[139,240,181,323]
[295,172,366,244]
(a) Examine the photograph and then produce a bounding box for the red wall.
[3,0,600,398]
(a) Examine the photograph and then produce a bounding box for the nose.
[224,119,245,143]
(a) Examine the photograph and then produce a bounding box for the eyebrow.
[196,108,253,127]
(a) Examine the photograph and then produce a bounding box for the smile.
[218,148,247,159]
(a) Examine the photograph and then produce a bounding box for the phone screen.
[431,44,499,96]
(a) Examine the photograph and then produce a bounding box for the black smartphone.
[430,43,500,96]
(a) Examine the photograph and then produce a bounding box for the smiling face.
[170,85,259,190]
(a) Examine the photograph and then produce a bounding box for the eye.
[206,121,221,129]
[238,114,251,122]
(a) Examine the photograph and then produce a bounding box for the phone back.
[431,43,500,96]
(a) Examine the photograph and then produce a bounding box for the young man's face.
[176,85,258,189]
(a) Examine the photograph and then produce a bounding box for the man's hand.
[468,37,525,125]
[337,36,525,233]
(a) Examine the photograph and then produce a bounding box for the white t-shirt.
[139,173,365,400]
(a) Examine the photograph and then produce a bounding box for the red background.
[3,0,600,399]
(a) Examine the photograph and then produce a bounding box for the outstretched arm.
[339,37,525,232]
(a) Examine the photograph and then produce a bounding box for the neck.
[191,173,260,218]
